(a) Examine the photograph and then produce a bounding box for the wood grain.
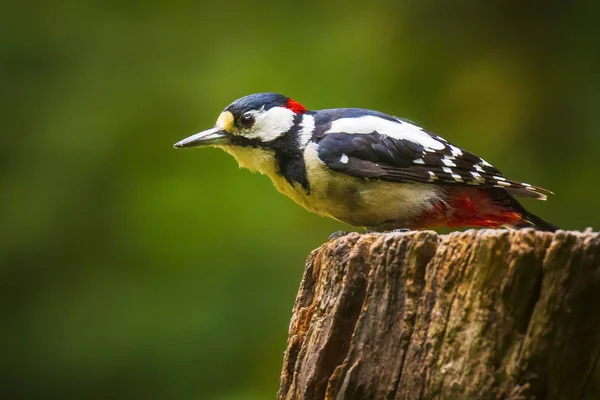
[278,229,600,400]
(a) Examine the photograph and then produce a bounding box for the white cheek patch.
[245,107,297,142]
[327,116,445,151]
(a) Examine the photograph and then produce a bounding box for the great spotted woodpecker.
[174,93,557,232]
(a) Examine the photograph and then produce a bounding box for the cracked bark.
[278,229,600,400]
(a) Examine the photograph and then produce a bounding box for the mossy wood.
[278,229,600,400]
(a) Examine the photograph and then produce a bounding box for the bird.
[174,93,557,232]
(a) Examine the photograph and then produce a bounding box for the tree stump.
[278,229,600,400]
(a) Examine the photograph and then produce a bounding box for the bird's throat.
[220,146,278,176]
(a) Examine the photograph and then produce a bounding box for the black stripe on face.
[229,135,264,148]
[229,114,310,193]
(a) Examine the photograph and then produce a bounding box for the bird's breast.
[221,145,316,212]
[300,143,444,227]
[222,143,444,228]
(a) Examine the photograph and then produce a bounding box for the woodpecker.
[174,93,557,232]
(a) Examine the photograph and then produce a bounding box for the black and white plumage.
[174,93,557,231]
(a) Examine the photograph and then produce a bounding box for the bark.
[278,229,600,400]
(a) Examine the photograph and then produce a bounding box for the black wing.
[316,131,550,199]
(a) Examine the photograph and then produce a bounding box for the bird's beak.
[173,127,230,149]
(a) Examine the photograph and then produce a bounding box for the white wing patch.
[442,158,456,167]
[321,114,552,200]
[470,171,485,182]
[327,116,445,151]
[449,145,463,157]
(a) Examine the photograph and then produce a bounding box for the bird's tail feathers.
[512,211,559,232]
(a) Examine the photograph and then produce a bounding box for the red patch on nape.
[286,98,307,114]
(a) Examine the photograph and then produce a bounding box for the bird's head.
[174,93,308,152]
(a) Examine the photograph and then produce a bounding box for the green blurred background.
[2,1,599,399]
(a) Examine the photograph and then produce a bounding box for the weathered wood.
[278,229,600,400]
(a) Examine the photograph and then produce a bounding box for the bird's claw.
[328,230,349,240]
[365,227,412,234]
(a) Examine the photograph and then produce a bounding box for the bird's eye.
[238,114,255,129]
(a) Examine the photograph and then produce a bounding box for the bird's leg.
[328,230,349,240]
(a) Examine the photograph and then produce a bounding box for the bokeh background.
[2,1,599,399]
